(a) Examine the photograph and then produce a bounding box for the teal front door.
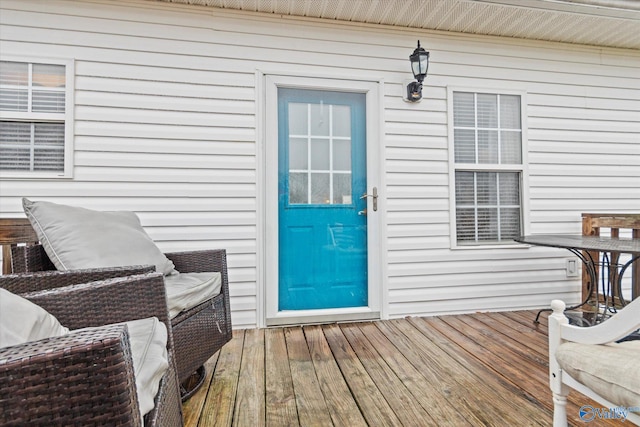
[278,88,368,311]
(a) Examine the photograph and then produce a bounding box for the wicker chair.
[0,272,183,426]
[4,234,232,400]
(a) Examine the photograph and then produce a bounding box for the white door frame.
[263,74,383,326]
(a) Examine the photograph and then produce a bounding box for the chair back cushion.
[23,198,176,275]
[557,341,640,408]
[0,287,69,348]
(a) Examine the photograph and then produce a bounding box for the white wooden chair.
[548,298,640,426]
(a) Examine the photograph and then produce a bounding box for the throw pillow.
[0,287,69,348]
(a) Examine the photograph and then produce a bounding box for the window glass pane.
[0,61,28,86]
[0,89,28,111]
[454,129,475,163]
[289,173,308,204]
[499,172,520,205]
[310,103,329,136]
[453,92,474,127]
[34,147,64,171]
[333,139,351,171]
[310,173,330,204]
[500,95,521,129]
[456,208,476,241]
[477,208,499,240]
[476,172,497,205]
[333,105,350,137]
[477,94,498,128]
[32,64,65,88]
[310,138,329,170]
[477,130,498,163]
[333,173,352,204]
[500,131,522,164]
[0,121,31,145]
[288,103,308,135]
[33,123,64,172]
[32,90,65,113]
[500,208,521,238]
[34,123,64,147]
[455,171,475,205]
[0,145,30,170]
[289,138,307,170]
[0,122,31,171]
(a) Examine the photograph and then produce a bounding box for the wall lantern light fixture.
[407,40,430,102]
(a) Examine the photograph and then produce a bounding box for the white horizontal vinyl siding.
[0,0,638,325]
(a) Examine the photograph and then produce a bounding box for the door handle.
[358,208,367,216]
[360,187,378,211]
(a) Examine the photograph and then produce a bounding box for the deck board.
[183,311,624,426]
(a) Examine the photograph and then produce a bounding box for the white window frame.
[0,56,74,179]
[447,86,530,249]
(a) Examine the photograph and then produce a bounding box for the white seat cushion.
[124,317,169,420]
[557,340,640,408]
[0,287,69,348]
[163,272,222,318]
[23,198,176,276]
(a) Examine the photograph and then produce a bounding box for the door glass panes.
[289,173,308,204]
[288,102,352,205]
[310,104,330,136]
[333,105,351,137]
[289,138,307,169]
[310,139,330,170]
[333,140,351,171]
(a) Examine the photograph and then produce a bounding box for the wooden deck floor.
[182,310,621,426]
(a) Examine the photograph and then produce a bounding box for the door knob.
[360,187,378,211]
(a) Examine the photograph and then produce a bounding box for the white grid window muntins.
[0,60,68,174]
[453,91,524,244]
[288,102,352,205]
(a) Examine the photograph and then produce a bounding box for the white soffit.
[154,0,640,49]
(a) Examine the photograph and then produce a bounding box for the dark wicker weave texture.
[11,244,233,393]
[0,273,183,427]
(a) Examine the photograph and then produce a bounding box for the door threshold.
[266,308,380,327]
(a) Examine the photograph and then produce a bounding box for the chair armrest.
[551,298,640,345]
[165,249,226,273]
[18,273,171,332]
[0,324,142,426]
[0,265,156,295]
[165,249,229,295]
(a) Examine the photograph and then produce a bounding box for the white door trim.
[263,74,383,326]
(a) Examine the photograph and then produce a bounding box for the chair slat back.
[582,213,640,303]
[0,218,38,274]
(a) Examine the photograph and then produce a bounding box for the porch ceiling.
[155,0,640,50]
